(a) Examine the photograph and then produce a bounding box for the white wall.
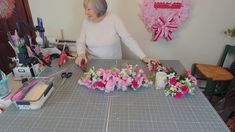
[28,0,235,69]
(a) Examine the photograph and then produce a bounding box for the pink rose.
[96,81,105,89]
[174,91,183,99]
[181,85,189,94]
[191,77,198,85]
[138,69,145,74]
[175,82,182,87]
[169,77,177,85]
[132,80,139,89]
[151,65,156,71]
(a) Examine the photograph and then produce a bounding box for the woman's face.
[84,2,98,22]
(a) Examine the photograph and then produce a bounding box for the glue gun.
[58,43,68,66]
[58,51,68,66]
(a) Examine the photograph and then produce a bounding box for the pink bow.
[151,16,178,41]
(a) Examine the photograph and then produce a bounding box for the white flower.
[185,78,191,84]
[165,91,170,96]
[167,73,176,79]
[170,86,176,91]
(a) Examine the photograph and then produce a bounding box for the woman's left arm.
[114,15,146,59]
[114,15,158,63]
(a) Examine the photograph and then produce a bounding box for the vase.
[155,71,167,89]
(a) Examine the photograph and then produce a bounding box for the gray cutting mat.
[0,60,230,132]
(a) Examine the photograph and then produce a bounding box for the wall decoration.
[0,0,15,19]
[139,0,191,41]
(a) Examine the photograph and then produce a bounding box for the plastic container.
[11,80,54,110]
[0,71,9,98]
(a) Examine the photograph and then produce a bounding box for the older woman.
[75,0,157,66]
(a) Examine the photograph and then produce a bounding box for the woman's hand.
[142,56,160,64]
[75,53,88,68]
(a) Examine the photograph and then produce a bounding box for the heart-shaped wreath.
[0,0,15,19]
[139,0,191,41]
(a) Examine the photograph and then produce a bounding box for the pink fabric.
[139,0,191,41]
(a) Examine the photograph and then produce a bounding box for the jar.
[0,71,9,98]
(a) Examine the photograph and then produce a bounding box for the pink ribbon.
[151,15,178,41]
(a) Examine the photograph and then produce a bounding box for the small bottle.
[36,32,43,47]
[0,70,9,98]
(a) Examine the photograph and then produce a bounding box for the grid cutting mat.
[0,60,230,132]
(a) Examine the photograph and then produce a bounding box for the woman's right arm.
[75,20,88,66]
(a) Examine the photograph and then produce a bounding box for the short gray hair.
[83,0,107,17]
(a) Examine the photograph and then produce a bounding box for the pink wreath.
[0,0,15,19]
[139,0,191,41]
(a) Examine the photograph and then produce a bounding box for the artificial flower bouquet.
[78,64,152,93]
[148,60,198,99]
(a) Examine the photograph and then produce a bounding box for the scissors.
[60,72,72,86]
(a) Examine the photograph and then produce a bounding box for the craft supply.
[9,69,66,100]
[58,43,68,66]
[147,60,197,99]
[79,64,152,93]
[11,79,38,100]
[12,82,54,110]
[23,81,48,100]
[60,72,72,86]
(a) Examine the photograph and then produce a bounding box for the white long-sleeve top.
[76,12,146,59]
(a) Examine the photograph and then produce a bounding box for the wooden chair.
[192,45,235,100]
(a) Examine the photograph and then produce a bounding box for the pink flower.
[174,91,183,99]
[186,70,192,76]
[96,81,105,89]
[175,82,182,87]
[105,80,114,93]
[150,65,156,71]
[190,76,198,85]
[123,77,132,86]
[169,77,177,85]
[138,69,145,74]
[79,64,152,93]
[181,85,189,94]
[132,80,139,89]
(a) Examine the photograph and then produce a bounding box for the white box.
[12,63,41,80]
